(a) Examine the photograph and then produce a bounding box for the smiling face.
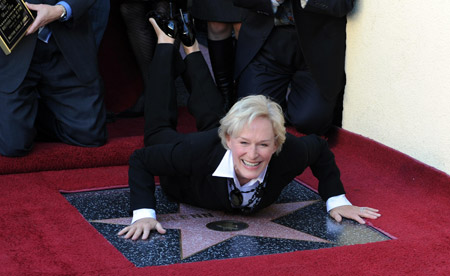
[226,116,278,185]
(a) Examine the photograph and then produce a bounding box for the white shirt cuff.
[326,194,352,212]
[132,208,156,224]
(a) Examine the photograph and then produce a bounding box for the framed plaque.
[1,0,34,55]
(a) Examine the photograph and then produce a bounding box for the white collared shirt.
[212,150,267,208]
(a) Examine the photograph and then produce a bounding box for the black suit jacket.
[0,0,98,92]
[128,129,345,214]
[233,0,354,100]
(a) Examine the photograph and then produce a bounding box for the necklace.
[228,178,266,210]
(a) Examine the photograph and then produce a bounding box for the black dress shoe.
[147,2,178,38]
[178,10,196,46]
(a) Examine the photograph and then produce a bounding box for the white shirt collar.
[213,150,267,187]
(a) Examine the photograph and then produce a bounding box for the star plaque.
[63,180,391,267]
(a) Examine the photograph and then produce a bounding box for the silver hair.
[218,95,286,154]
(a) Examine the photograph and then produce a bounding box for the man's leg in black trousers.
[144,43,186,147]
[183,51,225,132]
[236,27,298,110]
[286,70,336,135]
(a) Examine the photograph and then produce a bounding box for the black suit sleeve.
[128,128,222,211]
[282,134,345,201]
[305,135,345,200]
[128,143,191,211]
[64,0,95,20]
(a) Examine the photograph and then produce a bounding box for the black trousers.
[0,38,107,157]
[143,44,225,147]
[236,26,336,135]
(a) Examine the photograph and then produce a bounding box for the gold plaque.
[1,0,34,55]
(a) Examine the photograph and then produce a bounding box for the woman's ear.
[225,134,232,149]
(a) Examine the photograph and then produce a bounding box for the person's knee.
[288,111,332,135]
[76,130,107,147]
[60,125,107,147]
[79,133,107,147]
[0,147,32,157]
[0,136,33,157]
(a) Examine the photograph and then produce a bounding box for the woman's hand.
[117,218,166,240]
[329,205,381,224]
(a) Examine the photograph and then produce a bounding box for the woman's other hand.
[329,205,381,224]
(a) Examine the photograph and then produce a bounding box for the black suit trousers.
[0,38,107,157]
[143,44,225,147]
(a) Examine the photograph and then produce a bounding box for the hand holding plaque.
[0,0,34,55]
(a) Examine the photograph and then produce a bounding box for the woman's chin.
[238,169,261,182]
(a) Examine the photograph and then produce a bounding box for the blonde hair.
[218,95,286,154]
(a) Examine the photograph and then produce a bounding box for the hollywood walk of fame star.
[91,200,332,259]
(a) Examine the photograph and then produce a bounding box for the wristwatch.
[58,5,67,21]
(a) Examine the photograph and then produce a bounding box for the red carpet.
[2,1,449,273]
[1,120,449,275]
[0,110,196,175]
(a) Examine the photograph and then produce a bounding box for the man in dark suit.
[233,0,354,135]
[0,1,107,157]
[118,18,379,240]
